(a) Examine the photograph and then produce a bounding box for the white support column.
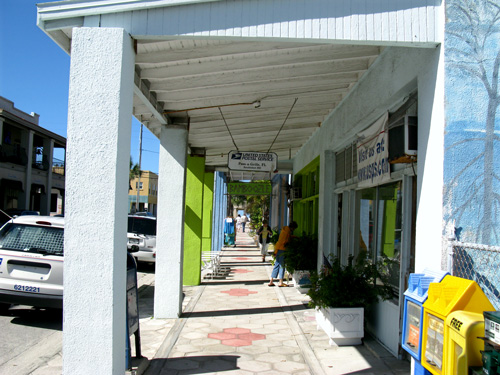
[155,124,187,318]
[63,28,134,375]
[24,130,34,209]
[42,139,54,215]
[415,47,445,272]
[318,150,335,267]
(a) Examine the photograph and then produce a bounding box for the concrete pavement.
[29,230,410,374]
[134,231,411,375]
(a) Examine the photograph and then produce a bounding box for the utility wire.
[219,107,239,151]
[267,98,298,153]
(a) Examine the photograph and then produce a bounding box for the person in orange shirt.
[268,221,298,287]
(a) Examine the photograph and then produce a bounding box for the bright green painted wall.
[202,172,214,252]
[293,157,320,236]
[183,155,205,285]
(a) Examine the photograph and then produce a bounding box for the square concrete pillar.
[63,28,134,375]
[155,125,188,318]
[318,150,335,265]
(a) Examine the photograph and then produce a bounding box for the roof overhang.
[37,0,440,180]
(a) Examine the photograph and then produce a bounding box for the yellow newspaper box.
[421,275,494,375]
[444,311,484,375]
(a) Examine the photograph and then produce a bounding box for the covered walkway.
[135,232,409,375]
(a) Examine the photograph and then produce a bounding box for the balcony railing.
[0,144,28,166]
[52,158,65,175]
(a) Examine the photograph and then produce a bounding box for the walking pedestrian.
[256,220,272,262]
[241,213,248,232]
[236,214,242,232]
[268,221,298,287]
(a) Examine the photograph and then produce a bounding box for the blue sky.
[0,1,160,173]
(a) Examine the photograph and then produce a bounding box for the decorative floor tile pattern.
[231,269,252,273]
[138,232,410,375]
[221,288,258,297]
[208,328,266,347]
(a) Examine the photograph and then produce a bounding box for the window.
[0,223,64,256]
[357,181,402,292]
[335,144,357,184]
[127,217,156,236]
[135,182,143,190]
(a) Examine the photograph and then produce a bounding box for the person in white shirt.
[236,214,242,232]
[240,213,248,232]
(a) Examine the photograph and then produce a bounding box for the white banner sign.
[357,113,391,188]
[228,151,278,172]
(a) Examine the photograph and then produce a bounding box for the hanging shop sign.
[228,151,278,172]
[356,113,391,188]
[227,182,272,195]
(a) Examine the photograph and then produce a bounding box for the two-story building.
[128,170,158,215]
[0,97,66,216]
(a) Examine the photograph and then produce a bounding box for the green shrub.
[283,235,318,274]
[307,252,394,309]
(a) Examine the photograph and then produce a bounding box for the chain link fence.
[449,240,500,310]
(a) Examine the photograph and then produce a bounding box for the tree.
[445,0,500,244]
[229,182,271,230]
[129,158,141,190]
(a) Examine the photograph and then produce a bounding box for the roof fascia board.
[37,0,222,22]
[43,17,84,31]
[0,111,67,145]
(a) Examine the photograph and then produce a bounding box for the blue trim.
[211,172,227,252]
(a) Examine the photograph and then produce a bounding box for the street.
[0,262,155,375]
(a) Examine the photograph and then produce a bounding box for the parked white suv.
[127,215,156,264]
[0,216,64,309]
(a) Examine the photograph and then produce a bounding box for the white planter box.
[292,270,311,294]
[315,307,364,346]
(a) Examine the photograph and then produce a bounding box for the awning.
[31,183,46,194]
[1,179,24,192]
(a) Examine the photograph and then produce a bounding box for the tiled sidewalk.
[141,231,411,375]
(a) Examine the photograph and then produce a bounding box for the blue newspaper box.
[402,269,448,362]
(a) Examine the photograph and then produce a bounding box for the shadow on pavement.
[147,355,240,374]
[184,303,308,318]
[8,306,62,330]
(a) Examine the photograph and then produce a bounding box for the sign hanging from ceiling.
[228,151,278,172]
[227,182,272,195]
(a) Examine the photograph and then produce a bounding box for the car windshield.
[0,223,64,256]
[128,217,156,236]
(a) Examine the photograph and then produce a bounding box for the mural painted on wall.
[444,0,500,246]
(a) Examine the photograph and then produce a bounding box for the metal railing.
[52,158,65,175]
[449,238,500,310]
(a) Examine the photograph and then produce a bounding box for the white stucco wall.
[64,28,134,375]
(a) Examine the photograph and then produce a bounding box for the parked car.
[133,211,154,217]
[127,215,156,264]
[0,208,40,227]
[0,216,64,309]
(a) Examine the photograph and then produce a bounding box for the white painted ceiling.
[40,18,381,180]
[133,39,381,179]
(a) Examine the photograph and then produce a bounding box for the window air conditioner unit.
[290,187,302,200]
[388,115,417,163]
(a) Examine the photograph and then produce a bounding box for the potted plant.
[284,235,318,293]
[307,252,394,346]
